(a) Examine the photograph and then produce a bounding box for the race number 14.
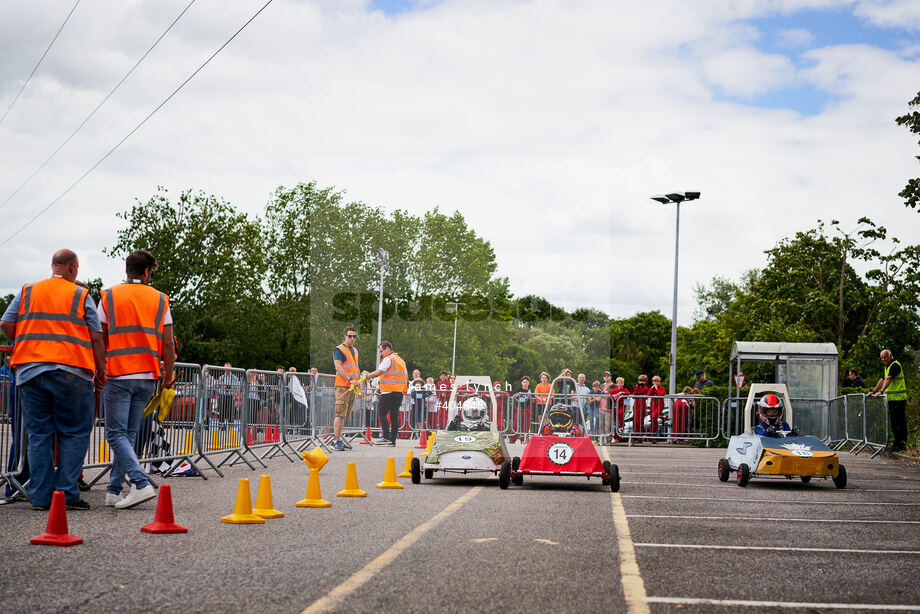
[547,442,574,465]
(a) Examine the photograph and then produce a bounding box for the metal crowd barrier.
[855,395,889,457]
[0,345,28,500]
[612,394,720,445]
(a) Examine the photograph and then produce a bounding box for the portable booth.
[727,342,839,439]
[728,342,839,400]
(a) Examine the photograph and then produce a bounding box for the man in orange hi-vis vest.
[332,326,361,451]
[1,249,106,510]
[99,250,175,509]
[362,340,408,446]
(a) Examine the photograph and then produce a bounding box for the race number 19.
[547,442,574,465]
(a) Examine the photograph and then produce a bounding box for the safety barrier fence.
[0,355,898,501]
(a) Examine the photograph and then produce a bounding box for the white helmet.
[461,396,488,423]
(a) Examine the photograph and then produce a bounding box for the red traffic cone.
[359,426,374,445]
[415,429,428,450]
[30,491,82,547]
[141,484,188,534]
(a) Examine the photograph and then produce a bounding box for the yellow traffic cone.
[252,474,284,519]
[423,433,436,456]
[220,478,266,524]
[376,457,404,489]
[398,450,414,478]
[296,468,332,508]
[336,462,367,497]
[98,439,110,463]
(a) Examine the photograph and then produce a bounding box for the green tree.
[895,90,920,213]
[106,187,268,366]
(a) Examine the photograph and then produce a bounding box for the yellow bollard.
[98,439,110,463]
[376,457,404,489]
[210,428,221,451]
[182,432,193,454]
[336,462,367,497]
[252,474,284,519]
[229,428,237,448]
[220,478,266,524]
[397,450,414,478]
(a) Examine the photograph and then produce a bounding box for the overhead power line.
[0,0,197,212]
[0,0,81,127]
[0,0,276,250]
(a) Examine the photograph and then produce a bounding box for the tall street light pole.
[448,300,465,374]
[650,192,700,395]
[375,249,389,368]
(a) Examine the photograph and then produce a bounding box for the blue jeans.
[104,379,156,494]
[19,370,93,506]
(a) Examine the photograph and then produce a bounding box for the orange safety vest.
[378,352,408,393]
[11,277,94,371]
[101,282,168,377]
[334,343,359,387]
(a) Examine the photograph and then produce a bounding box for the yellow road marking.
[472,537,499,543]
[602,447,650,614]
[301,486,483,614]
[534,538,558,545]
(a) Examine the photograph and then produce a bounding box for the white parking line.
[645,596,920,611]
[621,481,920,492]
[635,543,920,555]
[627,514,920,524]
[621,494,920,505]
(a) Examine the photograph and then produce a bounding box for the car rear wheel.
[410,457,421,484]
[718,458,730,482]
[833,465,847,489]
[737,463,750,487]
[609,464,620,492]
[511,456,523,485]
[800,475,811,484]
[602,460,611,486]
[499,460,511,490]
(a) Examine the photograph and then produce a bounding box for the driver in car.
[541,404,584,437]
[447,396,490,431]
[754,393,799,437]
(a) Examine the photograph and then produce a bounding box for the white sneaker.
[105,492,123,507]
[114,484,156,509]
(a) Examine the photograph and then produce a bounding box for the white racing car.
[411,375,510,484]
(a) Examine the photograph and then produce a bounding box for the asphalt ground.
[0,439,918,614]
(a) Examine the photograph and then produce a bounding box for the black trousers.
[379,392,403,442]
[889,399,907,450]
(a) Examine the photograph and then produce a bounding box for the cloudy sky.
[1,0,919,324]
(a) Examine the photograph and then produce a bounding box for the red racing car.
[500,375,620,491]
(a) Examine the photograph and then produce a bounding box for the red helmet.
[757,393,783,426]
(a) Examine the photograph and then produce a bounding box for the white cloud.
[776,27,815,48]
[0,0,918,329]
[853,0,920,31]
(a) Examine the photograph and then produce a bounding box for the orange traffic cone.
[221,478,266,524]
[359,426,374,445]
[30,491,82,546]
[141,484,188,534]
[415,430,428,450]
[398,450,414,478]
[252,474,284,519]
